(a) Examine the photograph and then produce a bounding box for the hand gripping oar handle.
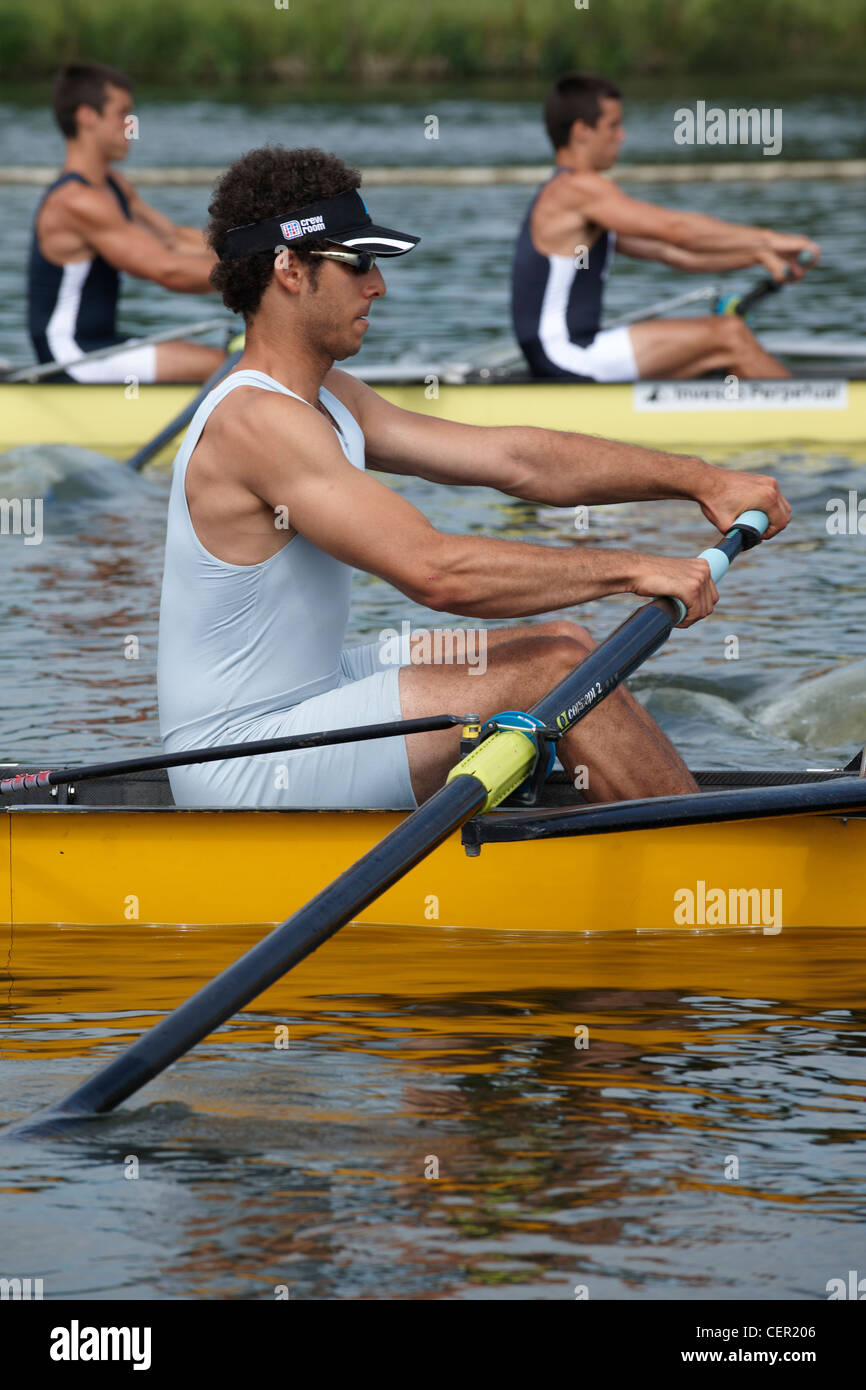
[669,507,770,622]
[718,249,815,318]
[450,509,770,810]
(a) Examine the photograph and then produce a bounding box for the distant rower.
[28,62,225,383]
[511,72,821,382]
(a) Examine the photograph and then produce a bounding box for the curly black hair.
[207,146,362,318]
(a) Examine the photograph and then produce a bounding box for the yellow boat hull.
[2,377,864,460]
[2,805,863,931]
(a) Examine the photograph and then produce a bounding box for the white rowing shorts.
[165,638,418,810]
[65,340,158,384]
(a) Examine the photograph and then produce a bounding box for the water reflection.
[2,924,865,1298]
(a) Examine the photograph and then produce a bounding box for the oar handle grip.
[727,248,815,317]
[776,249,815,282]
[669,508,770,621]
[731,507,771,535]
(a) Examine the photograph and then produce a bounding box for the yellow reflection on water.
[4,920,865,1062]
[3,921,865,1300]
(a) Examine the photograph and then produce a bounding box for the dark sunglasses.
[310,247,378,274]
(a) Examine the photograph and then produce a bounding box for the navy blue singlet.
[511,169,615,381]
[28,172,131,369]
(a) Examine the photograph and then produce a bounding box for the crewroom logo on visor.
[280,216,325,240]
[218,188,419,259]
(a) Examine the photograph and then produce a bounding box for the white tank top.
[157,369,366,746]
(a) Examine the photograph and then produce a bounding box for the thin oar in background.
[605,285,720,328]
[0,715,467,796]
[125,344,242,471]
[2,318,232,384]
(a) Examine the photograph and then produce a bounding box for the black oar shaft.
[467,774,866,847]
[532,523,752,733]
[531,598,679,732]
[125,349,242,471]
[733,249,814,318]
[28,775,486,1123]
[735,279,782,317]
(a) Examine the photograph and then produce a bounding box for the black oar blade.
[4,775,486,1136]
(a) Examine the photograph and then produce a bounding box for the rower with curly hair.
[157,144,790,811]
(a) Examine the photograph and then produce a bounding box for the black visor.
[217,188,420,260]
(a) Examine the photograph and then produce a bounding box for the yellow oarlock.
[446,728,538,813]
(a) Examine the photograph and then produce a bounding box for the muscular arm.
[330,370,790,539]
[114,175,210,252]
[232,391,718,626]
[617,234,766,272]
[170,226,211,251]
[66,183,216,292]
[569,173,818,264]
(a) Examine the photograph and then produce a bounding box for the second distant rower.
[511,71,821,383]
[28,62,225,383]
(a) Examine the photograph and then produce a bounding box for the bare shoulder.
[531,171,613,253]
[323,366,369,412]
[550,169,614,206]
[204,380,338,465]
[61,179,127,228]
[322,366,385,429]
[213,379,325,436]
